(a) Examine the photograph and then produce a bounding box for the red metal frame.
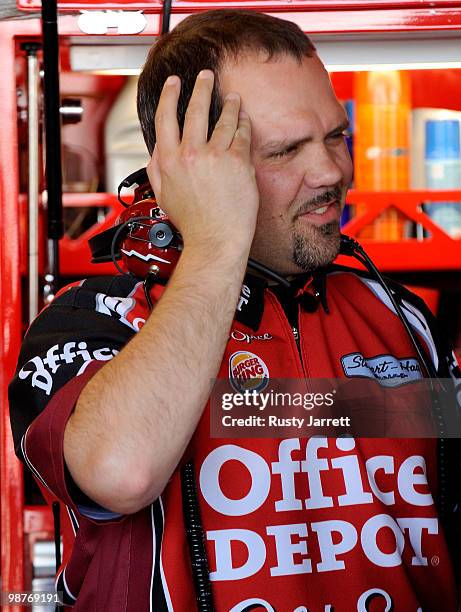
[56,6,461,35]
[60,193,125,276]
[16,0,461,8]
[54,190,461,277]
[10,2,461,35]
[340,190,461,271]
[0,20,36,612]
[2,1,461,602]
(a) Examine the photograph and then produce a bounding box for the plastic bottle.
[354,71,411,240]
[424,119,461,239]
[411,108,461,189]
[340,99,354,227]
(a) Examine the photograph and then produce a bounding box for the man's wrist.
[180,239,252,267]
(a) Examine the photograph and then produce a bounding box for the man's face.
[219,52,353,274]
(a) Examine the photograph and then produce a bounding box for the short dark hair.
[137,9,316,154]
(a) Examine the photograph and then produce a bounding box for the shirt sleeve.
[8,276,143,522]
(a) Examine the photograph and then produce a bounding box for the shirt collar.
[235,270,328,331]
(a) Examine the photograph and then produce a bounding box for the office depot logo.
[199,438,439,582]
[229,351,269,393]
[18,341,118,396]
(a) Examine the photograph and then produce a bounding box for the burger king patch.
[229,351,269,393]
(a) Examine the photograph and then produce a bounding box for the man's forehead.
[219,50,327,90]
[218,51,338,118]
[218,52,346,145]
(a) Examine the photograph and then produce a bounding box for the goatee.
[292,221,341,271]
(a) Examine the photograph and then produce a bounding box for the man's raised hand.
[147,70,259,253]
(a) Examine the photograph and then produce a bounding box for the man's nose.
[302,144,343,189]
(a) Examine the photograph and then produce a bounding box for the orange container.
[354,71,411,239]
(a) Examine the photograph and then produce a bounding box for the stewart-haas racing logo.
[229,351,269,393]
[18,341,119,396]
[341,352,422,386]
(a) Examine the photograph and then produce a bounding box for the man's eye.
[271,145,298,159]
[328,131,347,141]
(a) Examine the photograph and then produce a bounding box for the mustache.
[294,186,342,219]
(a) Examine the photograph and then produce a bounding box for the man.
[9,9,461,611]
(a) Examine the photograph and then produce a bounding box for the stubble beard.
[292,220,341,271]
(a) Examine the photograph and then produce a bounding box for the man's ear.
[147,144,162,205]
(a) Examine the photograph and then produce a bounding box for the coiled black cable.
[181,462,215,611]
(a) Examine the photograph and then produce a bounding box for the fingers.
[154,75,181,156]
[154,70,249,158]
[182,70,215,145]
[230,111,252,158]
[209,93,241,150]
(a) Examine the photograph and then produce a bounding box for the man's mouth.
[310,203,331,215]
[296,200,340,225]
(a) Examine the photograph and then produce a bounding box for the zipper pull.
[292,326,299,342]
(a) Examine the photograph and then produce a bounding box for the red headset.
[89,168,182,280]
